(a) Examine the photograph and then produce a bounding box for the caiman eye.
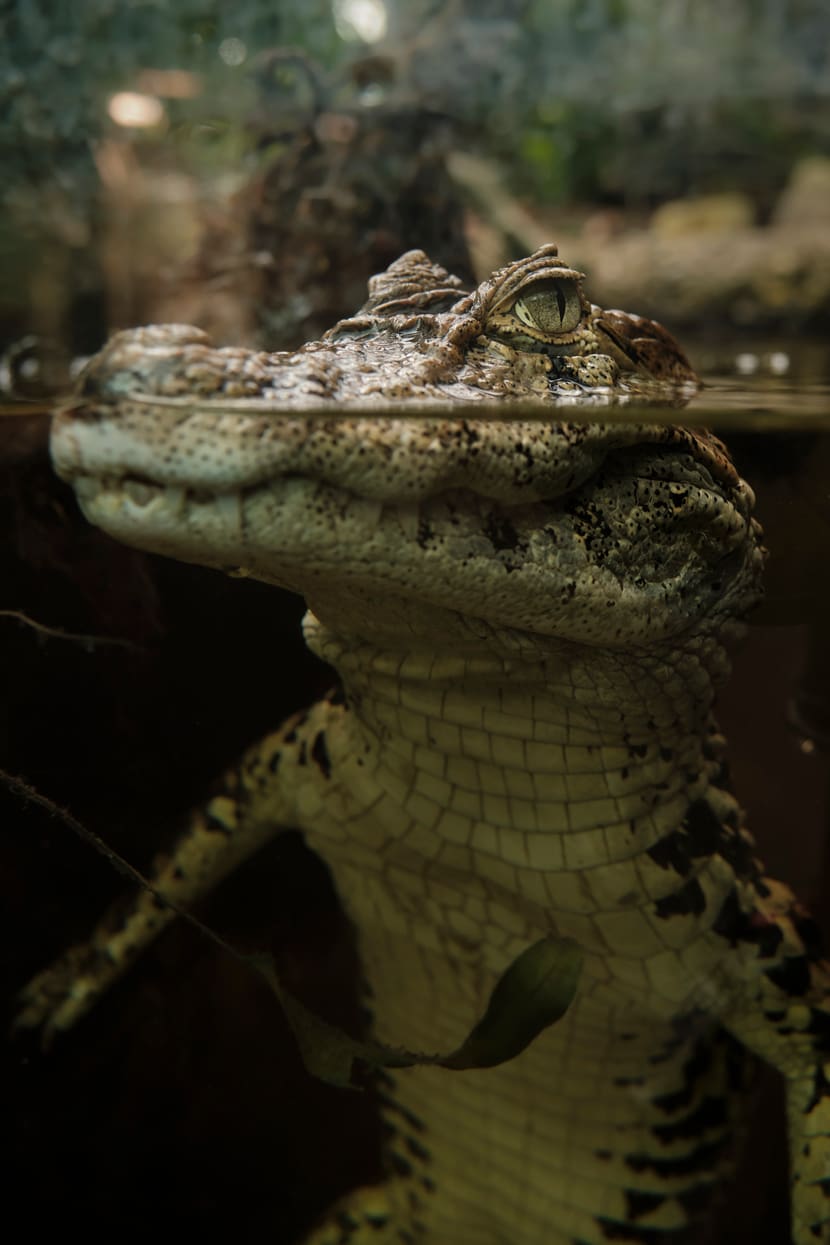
[513,279,582,334]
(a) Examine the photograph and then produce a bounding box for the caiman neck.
[302,612,731,867]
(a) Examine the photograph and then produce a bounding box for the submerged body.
[20,246,830,1242]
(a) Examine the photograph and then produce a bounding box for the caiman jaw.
[48,247,753,651]
[54,402,761,656]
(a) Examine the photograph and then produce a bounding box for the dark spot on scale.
[765,956,811,997]
[485,512,520,551]
[746,913,783,959]
[651,1095,727,1142]
[630,743,648,759]
[311,730,332,779]
[626,1136,728,1179]
[298,741,308,767]
[376,1089,427,1133]
[711,887,745,946]
[654,877,706,919]
[326,684,346,706]
[613,1075,645,1089]
[268,750,281,775]
[625,1190,667,1221]
[595,1149,613,1160]
[389,1151,414,1178]
[682,800,722,855]
[647,831,692,877]
[659,746,673,762]
[711,888,784,957]
[173,866,185,880]
[416,518,434,548]
[516,440,534,467]
[682,798,764,884]
[405,1135,430,1162]
[717,830,761,882]
[653,1042,712,1114]
[647,1011,708,1066]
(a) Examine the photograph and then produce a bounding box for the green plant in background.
[3,0,828,211]
[1,0,827,350]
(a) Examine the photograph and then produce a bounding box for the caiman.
[17,246,830,1243]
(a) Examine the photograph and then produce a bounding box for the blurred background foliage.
[3,0,828,202]
[1,0,829,356]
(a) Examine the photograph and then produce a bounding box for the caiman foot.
[14,938,135,1046]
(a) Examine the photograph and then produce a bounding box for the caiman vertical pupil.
[513,278,582,334]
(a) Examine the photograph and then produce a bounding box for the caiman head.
[51,245,763,659]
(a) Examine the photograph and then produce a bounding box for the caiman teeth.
[117,478,187,517]
[164,486,186,515]
[394,503,420,541]
[212,492,243,537]
[122,479,159,506]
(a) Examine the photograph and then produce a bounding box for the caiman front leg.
[15,695,341,1042]
[18,686,421,1245]
[719,876,830,1243]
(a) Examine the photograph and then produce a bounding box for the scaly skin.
[18,247,830,1242]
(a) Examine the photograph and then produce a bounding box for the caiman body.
[19,247,830,1243]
